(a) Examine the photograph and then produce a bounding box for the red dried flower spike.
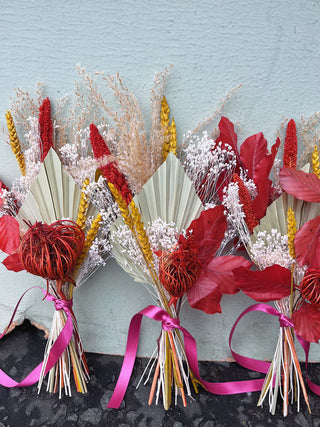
[89,123,133,205]
[19,220,85,293]
[233,173,259,233]
[283,119,297,169]
[159,244,202,307]
[39,97,54,161]
[300,269,320,307]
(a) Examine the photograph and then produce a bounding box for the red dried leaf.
[184,206,227,263]
[240,133,268,181]
[254,137,280,185]
[216,117,241,172]
[233,265,292,302]
[295,216,320,268]
[293,302,320,343]
[279,168,320,202]
[251,176,272,220]
[187,270,224,314]
[3,253,24,272]
[0,215,20,253]
[187,255,251,314]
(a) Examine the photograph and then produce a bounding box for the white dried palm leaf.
[17,148,97,230]
[16,148,100,287]
[111,153,203,284]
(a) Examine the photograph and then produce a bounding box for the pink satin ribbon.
[0,286,73,387]
[229,302,320,396]
[107,305,267,409]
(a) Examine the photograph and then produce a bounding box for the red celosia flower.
[39,97,54,161]
[89,124,133,205]
[158,206,252,314]
[283,119,297,169]
[233,173,259,233]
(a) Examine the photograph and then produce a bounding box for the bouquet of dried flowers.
[224,118,320,415]
[82,71,258,409]
[0,90,118,396]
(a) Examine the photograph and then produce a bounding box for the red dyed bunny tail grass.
[89,123,133,205]
[233,173,259,233]
[39,97,54,161]
[283,119,297,169]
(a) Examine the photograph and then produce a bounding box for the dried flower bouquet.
[0,92,118,396]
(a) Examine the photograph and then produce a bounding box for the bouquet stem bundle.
[257,296,311,415]
[38,283,89,397]
[138,322,192,409]
[109,183,194,408]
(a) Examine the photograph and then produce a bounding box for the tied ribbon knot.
[229,302,320,397]
[0,286,74,388]
[162,316,180,331]
[107,305,268,409]
[278,313,294,329]
[51,297,73,313]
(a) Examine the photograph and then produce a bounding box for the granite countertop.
[0,321,319,427]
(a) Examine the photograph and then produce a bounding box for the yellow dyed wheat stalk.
[76,178,90,230]
[5,110,26,176]
[76,213,102,269]
[312,145,320,178]
[161,97,177,161]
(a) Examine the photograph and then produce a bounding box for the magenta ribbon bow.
[229,302,320,396]
[0,286,73,388]
[107,305,268,409]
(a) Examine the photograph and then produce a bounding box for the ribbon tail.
[180,325,265,394]
[0,286,74,388]
[107,312,144,408]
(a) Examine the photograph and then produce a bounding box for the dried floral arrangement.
[1,68,320,416]
[77,70,288,409]
[221,118,320,415]
[0,89,118,396]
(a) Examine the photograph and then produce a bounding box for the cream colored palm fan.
[14,148,101,396]
[110,152,203,284]
[17,148,97,231]
[16,148,99,287]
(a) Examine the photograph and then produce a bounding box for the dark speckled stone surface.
[0,321,320,426]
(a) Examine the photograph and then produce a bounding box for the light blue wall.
[0,0,319,360]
